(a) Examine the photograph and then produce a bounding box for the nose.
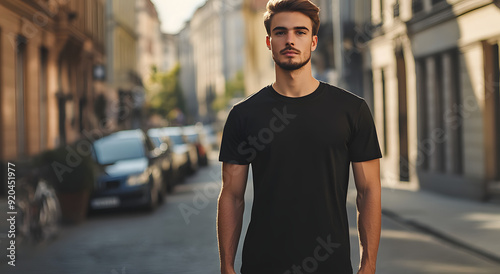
[285,33,295,46]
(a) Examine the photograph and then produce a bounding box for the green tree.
[212,70,245,111]
[146,64,186,121]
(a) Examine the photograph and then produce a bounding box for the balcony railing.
[394,2,400,18]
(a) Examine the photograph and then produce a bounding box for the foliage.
[212,70,245,112]
[146,64,186,121]
[32,139,98,193]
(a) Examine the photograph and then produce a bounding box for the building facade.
[0,0,106,195]
[178,22,199,124]
[106,0,138,129]
[369,0,500,200]
[242,0,275,96]
[189,0,245,123]
[136,0,163,80]
[106,0,159,130]
[161,33,178,72]
[0,0,106,159]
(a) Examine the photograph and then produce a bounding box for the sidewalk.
[380,186,500,263]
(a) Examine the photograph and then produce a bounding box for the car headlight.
[126,172,150,186]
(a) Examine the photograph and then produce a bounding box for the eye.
[275,31,285,36]
[297,31,306,35]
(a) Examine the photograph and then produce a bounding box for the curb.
[381,208,500,265]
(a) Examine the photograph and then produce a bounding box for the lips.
[283,50,298,55]
[280,47,300,56]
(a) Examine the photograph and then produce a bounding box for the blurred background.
[0,0,500,273]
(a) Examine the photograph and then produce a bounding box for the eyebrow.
[272,26,310,32]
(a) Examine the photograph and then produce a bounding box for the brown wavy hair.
[263,0,320,36]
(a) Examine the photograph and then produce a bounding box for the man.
[217,0,382,273]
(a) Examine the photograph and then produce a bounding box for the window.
[396,50,409,181]
[0,27,2,160]
[432,0,446,5]
[381,69,388,155]
[98,1,104,44]
[85,0,92,34]
[444,50,463,174]
[417,50,463,174]
[94,137,145,165]
[412,0,424,14]
[493,44,500,180]
[484,42,500,181]
[16,36,27,157]
[416,59,429,170]
[394,0,400,18]
[434,55,445,172]
[379,0,385,23]
[40,47,48,151]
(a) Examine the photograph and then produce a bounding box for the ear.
[311,35,318,52]
[266,36,271,50]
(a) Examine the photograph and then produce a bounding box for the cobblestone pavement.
[0,158,499,273]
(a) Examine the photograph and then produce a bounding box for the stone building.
[106,0,139,129]
[0,0,106,195]
[161,33,177,72]
[178,22,198,124]
[0,0,106,159]
[369,0,500,200]
[242,0,275,95]
[188,0,245,123]
[136,0,163,80]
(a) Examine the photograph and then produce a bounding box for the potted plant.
[33,139,97,224]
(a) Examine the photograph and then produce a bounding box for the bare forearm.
[357,187,381,273]
[217,192,245,273]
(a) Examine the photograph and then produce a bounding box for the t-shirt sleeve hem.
[350,153,382,163]
[218,157,250,165]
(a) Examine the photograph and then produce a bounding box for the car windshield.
[168,134,185,145]
[94,138,145,165]
[186,134,198,143]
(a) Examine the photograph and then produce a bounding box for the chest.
[244,103,353,154]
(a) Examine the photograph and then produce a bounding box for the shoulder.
[230,85,272,112]
[321,82,365,107]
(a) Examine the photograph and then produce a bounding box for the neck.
[273,62,319,98]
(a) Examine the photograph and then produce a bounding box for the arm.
[352,159,381,274]
[217,162,249,274]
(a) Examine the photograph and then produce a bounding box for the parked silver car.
[162,127,199,175]
[147,128,179,192]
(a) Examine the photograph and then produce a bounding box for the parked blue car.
[90,130,165,211]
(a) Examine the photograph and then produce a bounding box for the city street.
[1,155,499,274]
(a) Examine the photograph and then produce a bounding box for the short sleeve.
[348,101,383,162]
[218,106,251,165]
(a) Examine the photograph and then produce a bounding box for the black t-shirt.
[219,82,382,274]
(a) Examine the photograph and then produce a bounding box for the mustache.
[280,46,300,54]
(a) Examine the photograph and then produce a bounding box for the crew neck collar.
[268,81,325,103]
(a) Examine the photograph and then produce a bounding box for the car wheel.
[146,185,159,211]
[166,175,174,194]
[164,169,174,194]
[202,155,209,166]
[159,178,167,204]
